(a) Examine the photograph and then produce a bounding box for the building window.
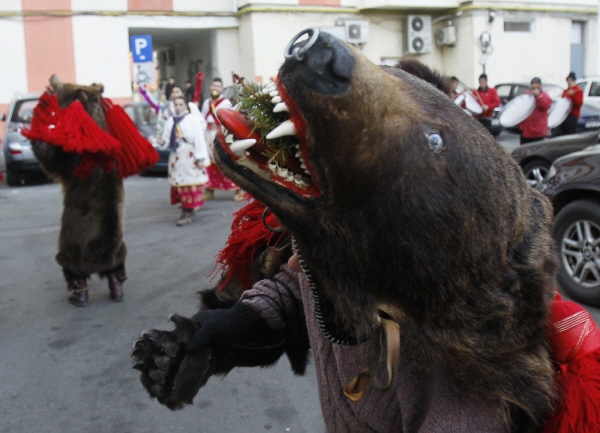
[504,21,532,32]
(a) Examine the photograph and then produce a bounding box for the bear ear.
[49,74,63,92]
[91,83,105,94]
[389,59,452,96]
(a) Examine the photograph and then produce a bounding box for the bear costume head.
[49,74,107,129]
[214,30,557,425]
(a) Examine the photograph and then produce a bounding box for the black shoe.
[68,290,89,307]
[108,274,124,302]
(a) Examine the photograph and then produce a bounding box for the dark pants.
[478,118,492,129]
[557,113,578,136]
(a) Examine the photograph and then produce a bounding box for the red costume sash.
[206,97,227,130]
[544,293,600,433]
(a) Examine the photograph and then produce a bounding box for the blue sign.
[130,35,153,63]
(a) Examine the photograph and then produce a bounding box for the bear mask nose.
[284,28,320,61]
[282,28,355,96]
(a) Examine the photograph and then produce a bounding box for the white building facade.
[1,0,598,138]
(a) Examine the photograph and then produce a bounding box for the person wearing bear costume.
[132,30,600,432]
[25,75,157,307]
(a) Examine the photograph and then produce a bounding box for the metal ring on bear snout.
[261,207,286,233]
[284,28,320,61]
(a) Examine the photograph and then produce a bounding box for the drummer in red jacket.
[558,72,584,136]
[472,74,500,130]
[519,77,553,145]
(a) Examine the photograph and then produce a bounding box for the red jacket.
[473,87,500,118]
[562,85,584,118]
[520,91,553,138]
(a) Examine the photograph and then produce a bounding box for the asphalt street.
[0,180,325,433]
[0,130,598,433]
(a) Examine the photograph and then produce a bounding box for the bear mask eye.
[428,133,444,153]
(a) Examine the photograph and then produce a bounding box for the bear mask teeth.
[215,82,321,198]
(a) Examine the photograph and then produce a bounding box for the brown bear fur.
[31,77,126,291]
[213,32,558,429]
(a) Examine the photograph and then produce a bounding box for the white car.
[577,78,600,109]
[576,78,600,129]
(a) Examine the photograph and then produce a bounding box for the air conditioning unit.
[403,15,432,55]
[345,20,369,44]
[435,25,457,46]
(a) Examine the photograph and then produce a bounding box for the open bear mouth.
[215,80,322,199]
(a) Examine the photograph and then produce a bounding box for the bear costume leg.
[100,259,127,302]
[106,266,126,302]
[63,268,89,307]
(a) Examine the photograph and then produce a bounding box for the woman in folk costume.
[158,96,210,226]
[201,77,244,202]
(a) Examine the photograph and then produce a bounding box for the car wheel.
[522,160,550,188]
[5,166,21,186]
[553,199,600,307]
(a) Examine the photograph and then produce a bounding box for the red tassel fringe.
[543,295,600,433]
[23,93,158,179]
[213,197,286,291]
[23,93,120,156]
[102,98,158,178]
[543,352,600,433]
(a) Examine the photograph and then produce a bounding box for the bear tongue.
[216,109,260,142]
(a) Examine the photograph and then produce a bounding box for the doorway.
[571,21,585,79]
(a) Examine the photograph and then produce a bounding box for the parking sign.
[130,35,153,63]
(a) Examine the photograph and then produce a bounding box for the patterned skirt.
[170,185,204,210]
[205,164,238,191]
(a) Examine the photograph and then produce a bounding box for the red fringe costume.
[213,197,286,291]
[544,293,600,433]
[22,92,158,179]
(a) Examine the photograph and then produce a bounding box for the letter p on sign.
[130,35,153,63]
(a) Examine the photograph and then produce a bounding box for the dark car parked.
[122,102,168,174]
[1,92,44,185]
[511,131,600,188]
[540,146,600,306]
[576,103,600,133]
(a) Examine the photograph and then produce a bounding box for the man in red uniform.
[201,78,243,201]
[473,74,500,130]
[558,72,584,136]
[519,77,553,145]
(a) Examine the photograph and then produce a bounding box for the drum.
[455,92,483,115]
[464,92,483,115]
[499,94,536,128]
[548,97,572,129]
[454,93,466,106]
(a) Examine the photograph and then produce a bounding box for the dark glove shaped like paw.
[131,313,212,410]
[132,303,285,410]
